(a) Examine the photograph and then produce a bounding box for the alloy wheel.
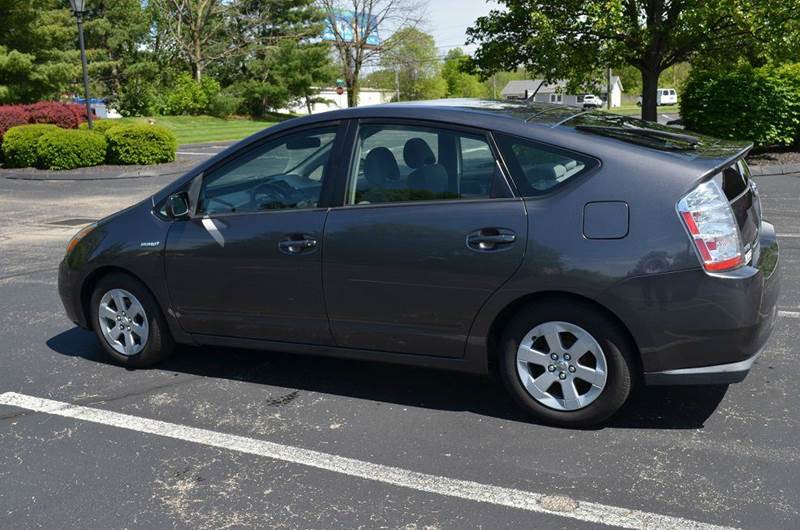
[97,288,149,356]
[515,321,607,411]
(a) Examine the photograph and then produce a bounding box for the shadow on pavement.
[47,326,727,431]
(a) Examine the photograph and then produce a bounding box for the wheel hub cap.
[98,288,148,356]
[515,321,608,411]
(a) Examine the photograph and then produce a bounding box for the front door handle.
[278,234,318,255]
[466,228,517,252]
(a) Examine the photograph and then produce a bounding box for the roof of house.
[501,77,623,97]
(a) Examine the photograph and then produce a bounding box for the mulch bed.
[747,148,800,166]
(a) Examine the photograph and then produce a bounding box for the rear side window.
[494,133,597,196]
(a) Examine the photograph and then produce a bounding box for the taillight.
[677,180,744,272]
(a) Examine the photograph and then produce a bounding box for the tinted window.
[347,123,511,205]
[198,126,337,215]
[495,133,596,196]
[715,162,749,200]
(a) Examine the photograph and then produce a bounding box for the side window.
[198,126,337,215]
[495,133,597,196]
[347,123,511,205]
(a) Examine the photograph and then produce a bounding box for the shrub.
[117,78,158,117]
[27,101,81,129]
[207,92,243,118]
[105,124,177,165]
[0,105,31,141]
[79,119,122,135]
[1,124,59,167]
[681,64,800,147]
[162,73,208,115]
[36,129,106,170]
[65,103,91,124]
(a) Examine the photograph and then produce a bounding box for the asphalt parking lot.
[0,165,798,529]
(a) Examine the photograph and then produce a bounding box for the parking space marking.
[0,392,733,530]
[176,151,215,156]
[779,310,800,318]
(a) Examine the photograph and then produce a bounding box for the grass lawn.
[112,114,293,145]
[609,104,680,117]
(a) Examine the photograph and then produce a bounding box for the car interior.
[350,125,511,205]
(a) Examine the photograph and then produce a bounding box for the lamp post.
[69,0,93,129]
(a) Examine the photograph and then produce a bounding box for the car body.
[581,94,603,109]
[58,100,780,426]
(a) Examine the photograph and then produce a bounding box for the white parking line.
[778,234,800,238]
[0,392,733,530]
[176,151,214,156]
[779,310,800,319]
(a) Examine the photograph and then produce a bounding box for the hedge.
[78,119,121,135]
[1,124,59,168]
[0,102,88,148]
[105,124,177,165]
[36,129,107,170]
[681,64,800,147]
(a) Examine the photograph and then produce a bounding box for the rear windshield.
[494,133,597,196]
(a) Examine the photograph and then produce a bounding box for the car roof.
[274,99,751,170]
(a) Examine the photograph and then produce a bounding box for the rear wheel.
[499,301,635,427]
[90,272,174,368]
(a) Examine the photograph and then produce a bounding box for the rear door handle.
[466,228,517,252]
[278,234,318,255]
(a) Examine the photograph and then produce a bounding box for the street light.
[69,0,93,129]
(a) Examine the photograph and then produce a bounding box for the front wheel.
[90,272,174,368]
[499,301,635,427]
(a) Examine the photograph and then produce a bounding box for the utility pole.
[69,0,93,128]
[607,67,612,110]
[395,68,400,101]
[492,74,497,100]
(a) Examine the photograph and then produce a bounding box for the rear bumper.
[600,221,780,385]
[644,344,765,385]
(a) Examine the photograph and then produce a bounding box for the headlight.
[66,223,97,254]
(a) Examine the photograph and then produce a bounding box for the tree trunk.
[192,62,203,83]
[347,77,359,107]
[640,67,660,122]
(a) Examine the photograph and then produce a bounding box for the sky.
[422,0,501,57]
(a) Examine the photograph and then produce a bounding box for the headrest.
[403,138,436,169]
[364,147,400,186]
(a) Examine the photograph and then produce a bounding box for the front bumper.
[58,258,87,328]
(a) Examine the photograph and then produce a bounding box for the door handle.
[466,228,516,252]
[278,234,318,255]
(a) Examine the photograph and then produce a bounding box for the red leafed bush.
[27,101,80,129]
[0,105,31,141]
[65,103,90,124]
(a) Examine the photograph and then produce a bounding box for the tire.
[89,272,174,368]
[498,300,635,427]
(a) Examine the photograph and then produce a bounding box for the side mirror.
[167,192,190,218]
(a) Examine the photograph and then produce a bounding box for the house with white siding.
[501,77,624,108]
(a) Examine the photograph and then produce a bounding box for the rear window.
[715,160,750,200]
[494,133,597,196]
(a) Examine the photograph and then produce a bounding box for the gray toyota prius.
[58,100,780,427]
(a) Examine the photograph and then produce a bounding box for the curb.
[748,163,800,176]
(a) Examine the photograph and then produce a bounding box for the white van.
[658,88,677,105]
[636,88,678,107]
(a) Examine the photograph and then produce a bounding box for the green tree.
[232,0,331,115]
[378,27,446,101]
[0,0,78,103]
[441,48,487,98]
[83,0,151,97]
[466,0,800,122]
